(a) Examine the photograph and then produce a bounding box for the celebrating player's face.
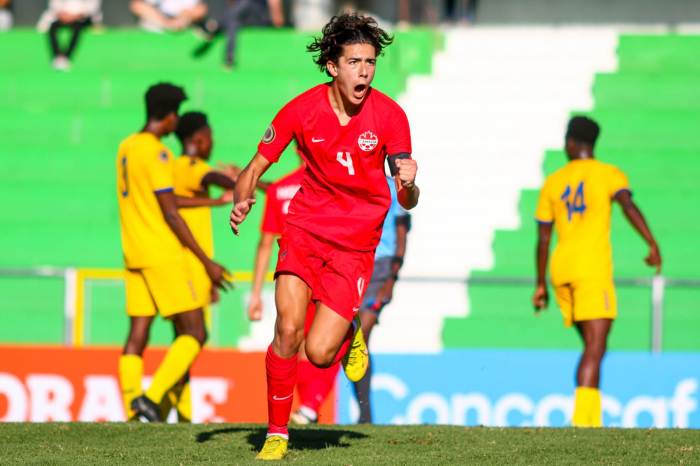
[329,43,377,106]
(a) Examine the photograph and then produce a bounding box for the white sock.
[299,405,318,421]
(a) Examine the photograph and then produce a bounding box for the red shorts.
[275,225,375,322]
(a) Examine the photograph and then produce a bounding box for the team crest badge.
[262,124,276,144]
[159,151,169,162]
[357,130,378,152]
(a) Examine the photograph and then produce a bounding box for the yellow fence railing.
[0,267,273,347]
[70,268,275,347]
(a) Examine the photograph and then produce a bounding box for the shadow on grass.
[196,426,368,451]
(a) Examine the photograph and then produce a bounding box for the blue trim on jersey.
[154,187,174,194]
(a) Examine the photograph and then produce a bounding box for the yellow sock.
[118,355,143,421]
[159,386,176,421]
[145,335,201,404]
[159,381,191,422]
[573,387,602,427]
[176,382,192,423]
[590,388,602,427]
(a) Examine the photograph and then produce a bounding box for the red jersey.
[261,167,305,235]
[257,83,412,251]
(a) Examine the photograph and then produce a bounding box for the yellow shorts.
[553,280,617,327]
[125,258,206,318]
[184,249,212,307]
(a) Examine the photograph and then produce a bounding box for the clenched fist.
[395,158,417,189]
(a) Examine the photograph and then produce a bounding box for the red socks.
[297,359,340,414]
[266,345,298,437]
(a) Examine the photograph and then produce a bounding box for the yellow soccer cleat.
[343,316,369,382]
[255,435,288,461]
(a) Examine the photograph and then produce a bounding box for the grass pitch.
[1,423,699,465]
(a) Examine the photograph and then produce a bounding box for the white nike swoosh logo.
[272,393,293,401]
[312,137,324,143]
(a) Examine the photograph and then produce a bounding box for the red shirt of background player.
[257,83,412,252]
[260,167,305,236]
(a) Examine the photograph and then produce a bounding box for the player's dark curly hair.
[145,82,187,120]
[175,111,209,144]
[566,116,600,146]
[307,14,393,77]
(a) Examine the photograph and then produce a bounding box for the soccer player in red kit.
[246,159,342,426]
[230,13,420,460]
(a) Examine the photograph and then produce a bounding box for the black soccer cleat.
[131,395,162,423]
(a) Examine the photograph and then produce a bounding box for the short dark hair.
[145,82,187,120]
[566,116,600,146]
[307,14,393,77]
[175,111,209,144]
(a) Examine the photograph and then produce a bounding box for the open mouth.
[353,84,368,98]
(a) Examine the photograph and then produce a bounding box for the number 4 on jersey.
[561,181,586,221]
[337,152,355,176]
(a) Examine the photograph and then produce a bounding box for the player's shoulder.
[369,87,405,114]
[122,132,166,155]
[175,154,208,169]
[118,132,142,150]
[174,154,189,168]
[543,164,568,186]
[284,84,328,110]
[594,159,624,175]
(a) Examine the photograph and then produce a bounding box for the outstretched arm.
[230,153,272,235]
[255,179,272,192]
[533,222,553,311]
[202,171,236,190]
[614,190,662,272]
[217,163,271,192]
[176,171,236,208]
[176,192,233,208]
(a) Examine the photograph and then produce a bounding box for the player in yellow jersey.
[533,116,661,428]
[116,83,231,422]
[156,111,237,421]
[174,111,238,315]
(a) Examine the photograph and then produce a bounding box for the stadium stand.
[0,27,439,346]
[373,27,619,352]
[442,33,700,351]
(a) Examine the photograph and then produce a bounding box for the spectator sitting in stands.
[0,0,12,31]
[130,0,214,34]
[193,0,284,70]
[445,0,478,25]
[220,0,284,68]
[37,0,103,71]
